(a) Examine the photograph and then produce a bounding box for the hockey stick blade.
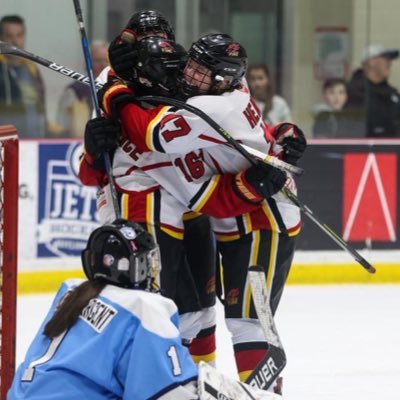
[245,266,286,390]
[282,188,376,273]
[198,362,282,400]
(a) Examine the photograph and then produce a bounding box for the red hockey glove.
[272,123,307,165]
[234,161,287,203]
[97,77,136,118]
[84,116,121,161]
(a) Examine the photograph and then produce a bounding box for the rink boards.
[17,139,400,294]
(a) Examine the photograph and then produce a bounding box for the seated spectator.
[312,78,350,137]
[56,40,108,138]
[347,44,400,137]
[0,15,48,137]
[246,62,292,125]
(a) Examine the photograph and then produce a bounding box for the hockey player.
[7,220,199,399]
[79,11,219,366]
[93,33,306,393]
[8,220,281,400]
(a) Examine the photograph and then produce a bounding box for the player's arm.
[98,80,228,154]
[187,163,287,218]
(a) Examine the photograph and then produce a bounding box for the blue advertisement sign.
[37,142,99,257]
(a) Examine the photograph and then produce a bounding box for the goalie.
[8,220,280,400]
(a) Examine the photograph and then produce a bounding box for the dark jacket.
[346,68,400,137]
[0,55,47,137]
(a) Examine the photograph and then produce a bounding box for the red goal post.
[0,125,18,399]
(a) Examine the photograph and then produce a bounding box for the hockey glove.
[234,161,287,203]
[97,78,136,118]
[272,123,307,165]
[108,35,139,81]
[84,116,121,160]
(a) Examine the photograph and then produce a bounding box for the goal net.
[0,126,18,399]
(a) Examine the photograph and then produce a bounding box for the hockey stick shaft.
[0,40,377,272]
[72,0,120,220]
[0,40,103,89]
[245,266,286,390]
[0,41,298,179]
[138,95,303,177]
[282,187,375,272]
[138,95,375,273]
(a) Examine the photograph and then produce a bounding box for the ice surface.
[16,285,400,399]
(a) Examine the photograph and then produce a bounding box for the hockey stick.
[72,0,120,220]
[244,266,286,391]
[134,96,376,274]
[0,41,297,178]
[0,40,103,89]
[198,361,282,399]
[0,41,376,273]
[138,95,302,177]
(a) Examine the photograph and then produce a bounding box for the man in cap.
[346,44,400,137]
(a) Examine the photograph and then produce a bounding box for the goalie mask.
[82,219,160,292]
[180,33,248,97]
[127,10,175,41]
[133,36,187,95]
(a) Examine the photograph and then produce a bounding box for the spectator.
[246,62,292,125]
[312,78,351,137]
[347,44,400,137]
[56,40,108,138]
[0,15,48,137]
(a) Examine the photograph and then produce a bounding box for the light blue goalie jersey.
[8,279,198,400]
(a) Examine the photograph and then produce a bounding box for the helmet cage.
[180,34,247,96]
[82,221,160,291]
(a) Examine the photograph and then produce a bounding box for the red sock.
[189,325,216,365]
[233,341,268,381]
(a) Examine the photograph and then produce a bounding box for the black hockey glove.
[273,123,307,165]
[108,38,139,81]
[234,161,287,202]
[84,117,121,160]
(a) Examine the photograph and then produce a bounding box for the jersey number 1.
[167,345,182,376]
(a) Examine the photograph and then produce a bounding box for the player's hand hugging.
[234,161,287,203]
[272,122,307,165]
[97,77,136,118]
[84,117,121,160]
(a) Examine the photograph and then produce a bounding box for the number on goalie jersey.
[7,221,198,400]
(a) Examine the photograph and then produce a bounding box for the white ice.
[16,285,400,400]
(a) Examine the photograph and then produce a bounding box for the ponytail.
[44,280,106,338]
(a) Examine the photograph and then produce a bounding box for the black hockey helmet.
[82,219,160,292]
[133,36,187,95]
[127,10,175,41]
[180,33,248,96]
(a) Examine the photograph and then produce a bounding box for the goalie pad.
[198,361,282,400]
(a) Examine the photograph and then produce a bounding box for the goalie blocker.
[198,361,282,400]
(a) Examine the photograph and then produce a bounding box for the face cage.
[132,247,161,292]
[180,60,237,97]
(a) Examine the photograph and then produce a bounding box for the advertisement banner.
[296,141,399,250]
[18,139,400,278]
[19,140,98,268]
